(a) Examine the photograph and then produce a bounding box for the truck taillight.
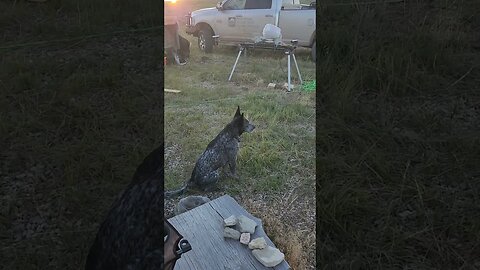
[186,13,192,26]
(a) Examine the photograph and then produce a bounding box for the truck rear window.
[244,0,272,9]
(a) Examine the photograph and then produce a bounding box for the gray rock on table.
[224,227,241,240]
[237,215,257,233]
[223,215,238,227]
[252,246,285,267]
[248,237,267,250]
[240,232,250,245]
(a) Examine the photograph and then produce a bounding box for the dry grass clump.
[243,199,314,270]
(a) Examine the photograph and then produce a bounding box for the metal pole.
[292,53,303,85]
[228,47,244,81]
[287,52,291,92]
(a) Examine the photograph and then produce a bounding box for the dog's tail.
[164,179,190,198]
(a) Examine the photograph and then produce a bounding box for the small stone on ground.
[282,82,295,90]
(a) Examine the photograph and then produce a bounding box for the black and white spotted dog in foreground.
[85,145,164,270]
[165,106,255,198]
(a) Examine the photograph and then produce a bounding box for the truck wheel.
[198,27,214,53]
[311,41,316,62]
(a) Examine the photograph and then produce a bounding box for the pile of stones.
[222,214,285,267]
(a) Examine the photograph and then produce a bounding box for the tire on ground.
[197,26,214,53]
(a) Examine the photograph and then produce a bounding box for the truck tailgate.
[278,10,315,46]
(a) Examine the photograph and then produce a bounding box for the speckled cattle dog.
[165,106,255,198]
[85,145,164,269]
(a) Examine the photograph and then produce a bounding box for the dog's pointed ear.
[234,106,241,118]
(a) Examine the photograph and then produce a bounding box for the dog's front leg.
[227,160,239,180]
[225,144,240,179]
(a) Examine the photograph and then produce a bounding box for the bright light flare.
[165,0,177,3]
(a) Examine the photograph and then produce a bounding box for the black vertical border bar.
[160,0,166,254]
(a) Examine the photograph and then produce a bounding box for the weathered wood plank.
[164,88,181,93]
[168,195,291,270]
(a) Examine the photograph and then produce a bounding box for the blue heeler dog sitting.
[165,106,255,198]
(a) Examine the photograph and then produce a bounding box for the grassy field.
[316,0,480,269]
[164,1,316,269]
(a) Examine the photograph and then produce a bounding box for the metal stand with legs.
[284,46,303,92]
[228,41,303,92]
[228,45,245,82]
[292,53,303,85]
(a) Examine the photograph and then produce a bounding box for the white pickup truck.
[185,0,316,61]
